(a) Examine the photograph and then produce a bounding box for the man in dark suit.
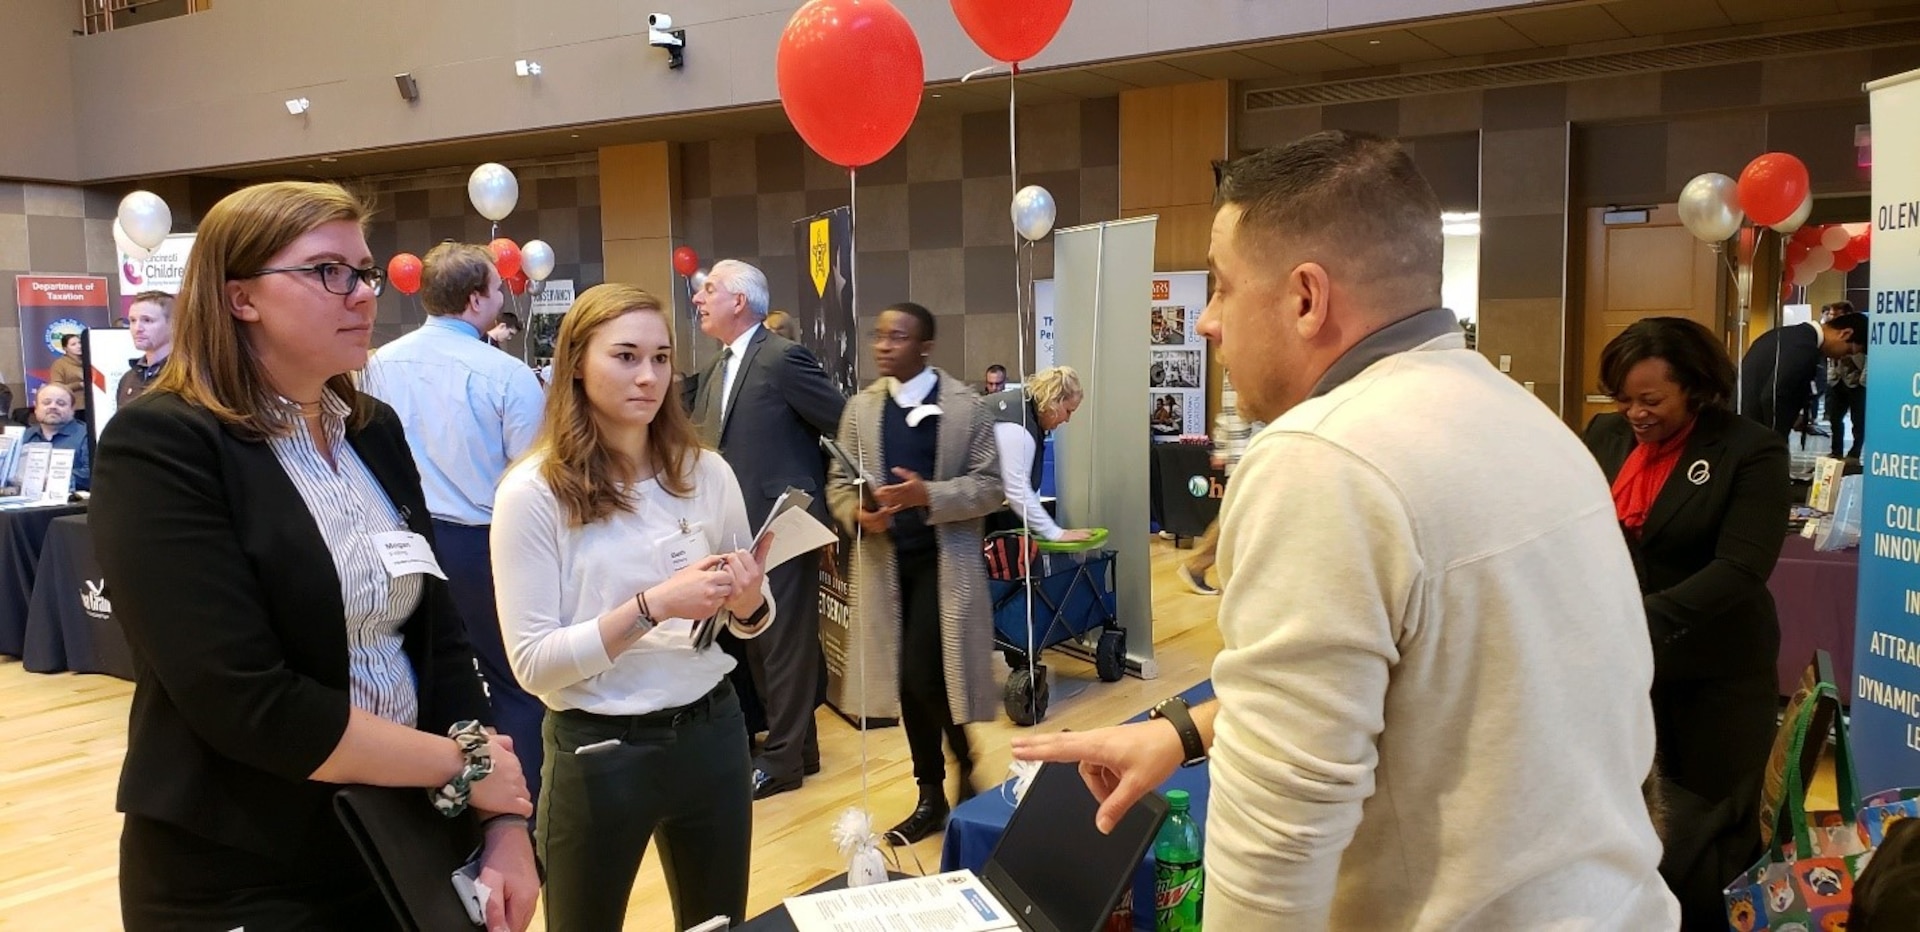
[691,259,846,799]
[1739,310,1867,438]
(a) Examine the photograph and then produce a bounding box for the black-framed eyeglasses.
[239,262,386,297]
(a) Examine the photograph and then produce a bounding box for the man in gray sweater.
[1014,132,1678,930]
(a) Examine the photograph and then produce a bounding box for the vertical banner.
[1148,272,1210,442]
[116,233,195,315]
[1034,279,1057,371]
[84,328,139,442]
[526,279,575,368]
[1857,70,1920,794]
[16,276,112,403]
[792,206,858,398]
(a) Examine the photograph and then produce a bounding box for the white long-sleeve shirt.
[491,449,774,715]
[1207,331,1677,930]
[990,422,1062,540]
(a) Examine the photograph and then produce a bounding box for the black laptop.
[978,761,1171,932]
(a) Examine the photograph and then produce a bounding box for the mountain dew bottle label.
[1154,857,1203,930]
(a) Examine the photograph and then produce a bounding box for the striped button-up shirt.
[267,392,423,727]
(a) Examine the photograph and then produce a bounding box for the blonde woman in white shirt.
[492,283,774,932]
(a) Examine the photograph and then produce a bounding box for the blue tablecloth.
[942,679,1215,929]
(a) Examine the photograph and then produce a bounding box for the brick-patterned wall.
[679,97,1120,384]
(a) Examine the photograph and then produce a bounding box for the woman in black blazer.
[92,182,538,931]
[1583,316,1790,927]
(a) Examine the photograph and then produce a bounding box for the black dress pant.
[121,814,397,932]
[435,519,546,807]
[538,682,753,932]
[1827,381,1866,458]
[897,547,970,788]
[745,550,825,782]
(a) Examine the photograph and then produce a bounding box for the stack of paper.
[783,871,1018,932]
[754,487,839,572]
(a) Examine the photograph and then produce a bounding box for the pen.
[573,738,621,756]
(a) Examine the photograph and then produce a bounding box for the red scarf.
[1610,418,1697,537]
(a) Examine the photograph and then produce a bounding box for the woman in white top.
[492,283,774,932]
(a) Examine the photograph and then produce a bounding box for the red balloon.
[388,253,423,296]
[1852,228,1871,260]
[507,270,529,295]
[1737,153,1810,228]
[1780,282,1793,303]
[1786,242,1811,267]
[951,0,1072,63]
[778,0,925,169]
[489,238,522,280]
[1790,225,1823,248]
[672,246,700,277]
[1831,252,1859,273]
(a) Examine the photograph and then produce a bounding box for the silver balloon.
[1771,194,1811,234]
[467,163,519,222]
[1676,173,1742,244]
[1010,185,1057,242]
[112,218,152,262]
[520,239,557,282]
[117,190,172,251]
[688,268,709,294]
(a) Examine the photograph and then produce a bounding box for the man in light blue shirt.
[362,242,547,802]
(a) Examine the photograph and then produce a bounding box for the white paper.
[15,446,51,500]
[783,871,1017,932]
[42,449,75,502]
[371,530,449,580]
[756,506,839,573]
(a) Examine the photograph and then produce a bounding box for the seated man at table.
[12,384,90,493]
[1013,132,1677,929]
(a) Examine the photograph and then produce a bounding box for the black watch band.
[1150,696,1208,767]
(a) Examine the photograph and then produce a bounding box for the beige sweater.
[1208,334,1679,930]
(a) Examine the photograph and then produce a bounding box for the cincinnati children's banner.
[16,275,113,403]
[1855,68,1920,794]
[116,232,195,316]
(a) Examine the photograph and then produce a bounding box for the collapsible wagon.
[983,528,1125,725]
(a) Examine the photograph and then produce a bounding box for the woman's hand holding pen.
[719,534,775,617]
[644,556,734,621]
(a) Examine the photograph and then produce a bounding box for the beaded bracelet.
[430,720,495,818]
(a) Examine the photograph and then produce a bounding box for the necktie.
[702,347,732,446]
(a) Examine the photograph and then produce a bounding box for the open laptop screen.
[981,762,1171,932]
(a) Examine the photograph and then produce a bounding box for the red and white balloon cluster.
[1676,151,1870,304]
[387,163,556,298]
[1783,223,1871,288]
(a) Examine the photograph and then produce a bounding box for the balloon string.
[849,165,869,819]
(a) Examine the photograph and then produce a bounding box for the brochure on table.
[783,871,1017,932]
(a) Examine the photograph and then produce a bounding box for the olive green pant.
[537,683,753,932]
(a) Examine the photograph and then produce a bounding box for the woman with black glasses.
[92,181,540,931]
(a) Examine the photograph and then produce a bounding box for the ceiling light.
[515,59,542,77]
[285,97,310,115]
[1441,211,1480,223]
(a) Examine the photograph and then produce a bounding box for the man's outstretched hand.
[1009,719,1185,834]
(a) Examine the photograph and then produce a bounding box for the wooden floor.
[0,537,1226,930]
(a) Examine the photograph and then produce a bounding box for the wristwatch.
[1149,696,1209,768]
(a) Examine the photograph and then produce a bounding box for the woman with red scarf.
[1584,316,1789,928]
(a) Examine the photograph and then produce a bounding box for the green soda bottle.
[1153,789,1204,931]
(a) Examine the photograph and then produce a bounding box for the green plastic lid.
[1166,789,1190,809]
[1036,527,1110,552]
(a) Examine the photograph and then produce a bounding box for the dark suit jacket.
[1738,322,1822,435]
[691,326,846,527]
[1583,407,1790,682]
[91,391,490,862]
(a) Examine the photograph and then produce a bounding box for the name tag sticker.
[372,530,448,580]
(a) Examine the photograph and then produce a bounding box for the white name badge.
[372,531,449,580]
[660,523,710,573]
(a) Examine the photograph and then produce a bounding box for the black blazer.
[91,391,490,862]
[1583,407,1791,682]
[1738,322,1822,435]
[690,327,847,528]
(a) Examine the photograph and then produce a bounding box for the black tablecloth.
[0,502,87,658]
[23,514,131,679]
[1149,442,1224,538]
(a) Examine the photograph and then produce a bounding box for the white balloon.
[112,218,152,262]
[468,163,519,222]
[688,268,709,294]
[1770,194,1812,234]
[1010,185,1057,242]
[1791,263,1820,287]
[117,190,172,251]
[520,239,556,282]
[1676,173,1742,244]
[1801,246,1834,275]
[1820,225,1851,252]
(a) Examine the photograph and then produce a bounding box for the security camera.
[648,13,686,68]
